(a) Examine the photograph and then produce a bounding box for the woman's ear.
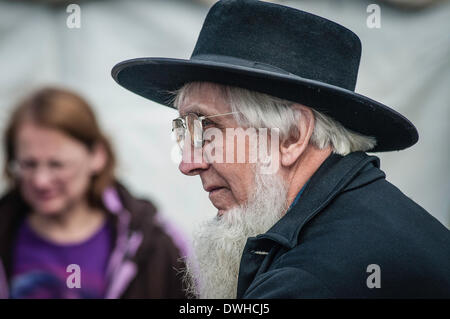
[90,143,108,174]
[280,104,315,167]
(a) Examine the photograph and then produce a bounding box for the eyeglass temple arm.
[203,111,239,120]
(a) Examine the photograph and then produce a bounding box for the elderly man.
[112,0,450,298]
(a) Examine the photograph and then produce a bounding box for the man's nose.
[178,144,209,176]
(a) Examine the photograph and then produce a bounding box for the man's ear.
[90,143,108,174]
[280,104,315,167]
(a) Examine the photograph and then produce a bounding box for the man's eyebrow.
[179,104,211,117]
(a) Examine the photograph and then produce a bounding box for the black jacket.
[238,151,450,298]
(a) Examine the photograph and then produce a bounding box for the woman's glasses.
[11,158,82,180]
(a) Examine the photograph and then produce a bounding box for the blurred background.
[0,0,448,238]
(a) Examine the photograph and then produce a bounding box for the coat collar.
[257,151,385,249]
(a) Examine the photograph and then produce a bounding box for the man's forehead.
[177,82,231,116]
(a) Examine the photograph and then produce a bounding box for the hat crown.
[191,0,362,91]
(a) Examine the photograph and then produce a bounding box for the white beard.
[183,169,289,299]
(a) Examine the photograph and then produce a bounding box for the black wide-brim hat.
[112,0,418,152]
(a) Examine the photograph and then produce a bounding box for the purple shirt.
[10,219,112,299]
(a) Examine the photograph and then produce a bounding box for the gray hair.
[173,82,376,155]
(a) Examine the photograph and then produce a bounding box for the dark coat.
[237,151,450,298]
[0,182,187,299]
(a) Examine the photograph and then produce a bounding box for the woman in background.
[0,87,186,299]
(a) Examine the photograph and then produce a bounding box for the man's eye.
[202,119,216,127]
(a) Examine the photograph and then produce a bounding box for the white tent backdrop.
[0,0,448,240]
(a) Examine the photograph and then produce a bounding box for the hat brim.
[111,57,418,152]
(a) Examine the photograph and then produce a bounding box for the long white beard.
[183,170,289,299]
